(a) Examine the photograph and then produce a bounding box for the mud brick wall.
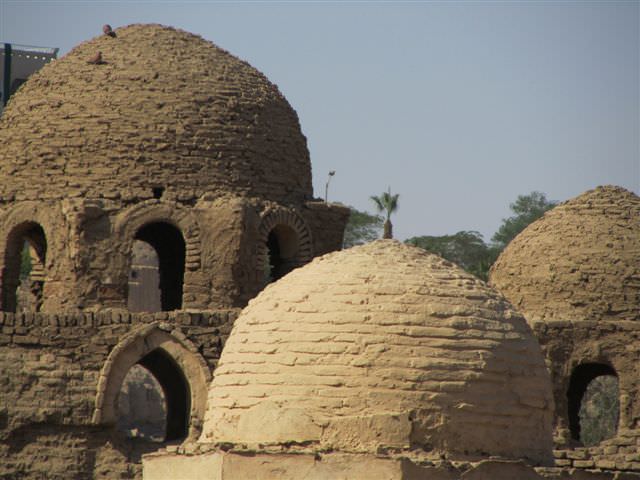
[533,320,640,448]
[145,446,640,480]
[0,196,348,313]
[301,200,351,256]
[0,309,238,480]
[553,431,640,472]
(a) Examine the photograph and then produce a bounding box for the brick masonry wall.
[0,196,348,313]
[532,319,640,477]
[553,432,640,472]
[533,320,640,447]
[0,309,238,479]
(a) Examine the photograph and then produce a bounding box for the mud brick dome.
[0,24,312,203]
[490,186,640,324]
[0,24,348,313]
[202,240,554,464]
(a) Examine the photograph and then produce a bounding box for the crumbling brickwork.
[1,20,637,480]
[0,310,237,479]
[0,23,349,479]
[491,186,640,479]
[0,24,349,313]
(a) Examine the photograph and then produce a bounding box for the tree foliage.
[406,191,557,281]
[492,191,557,249]
[370,188,399,239]
[343,207,384,248]
[20,242,32,280]
[406,231,499,281]
[579,375,619,446]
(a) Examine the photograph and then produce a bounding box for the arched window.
[128,222,185,312]
[117,348,190,442]
[567,363,619,446]
[2,222,47,312]
[94,326,210,443]
[265,225,299,283]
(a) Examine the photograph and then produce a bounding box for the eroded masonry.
[0,24,638,480]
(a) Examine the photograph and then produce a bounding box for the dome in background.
[0,24,312,203]
[202,240,554,464]
[490,185,640,324]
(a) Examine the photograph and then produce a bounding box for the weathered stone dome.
[490,186,640,324]
[203,240,554,464]
[0,24,311,203]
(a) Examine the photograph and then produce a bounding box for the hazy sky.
[1,1,638,241]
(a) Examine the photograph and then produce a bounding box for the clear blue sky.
[1,1,638,241]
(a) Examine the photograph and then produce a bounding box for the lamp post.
[325,171,335,202]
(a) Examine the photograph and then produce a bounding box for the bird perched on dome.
[103,24,116,37]
[87,51,104,64]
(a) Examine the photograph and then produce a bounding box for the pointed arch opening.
[117,348,190,442]
[128,222,185,312]
[567,362,619,446]
[94,326,211,443]
[2,222,47,312]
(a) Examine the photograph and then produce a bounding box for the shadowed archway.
[129,222,185,312]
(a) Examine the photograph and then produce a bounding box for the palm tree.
[370,187,399,239]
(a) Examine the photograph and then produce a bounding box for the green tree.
[20,242,32,280]
[406,231,499,281]
[370,187,399,239]
[492,191,557,250]
[579,375,619,446]
[406,191,556,281]
[343,207,384,248]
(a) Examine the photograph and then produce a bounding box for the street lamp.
[325,171,335,202]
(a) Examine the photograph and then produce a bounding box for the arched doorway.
[2,222,47,312]
[567,363,619,445]
[265,225,299,283]
[128,222,185,312]
[94,326,211,443]
[117,348,190,442]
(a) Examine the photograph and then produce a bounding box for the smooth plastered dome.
[202,240,554,464]
[0,24,311,203]
[490,186,640,324]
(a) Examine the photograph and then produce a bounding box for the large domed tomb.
[0,24,349,313]
[490,186,640,447]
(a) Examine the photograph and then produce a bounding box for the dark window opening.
[265,225,299,283]
[152,187,165,199]
[567,363,619,446]
[117,348,190,442]
[2,222,47,312]
[128,222,185,312]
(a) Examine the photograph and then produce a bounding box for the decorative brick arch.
[257,207,313,283]
[0,202,64,312]
[92,322,210,441]
[115,201,202,310]
[114,201,202,272]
